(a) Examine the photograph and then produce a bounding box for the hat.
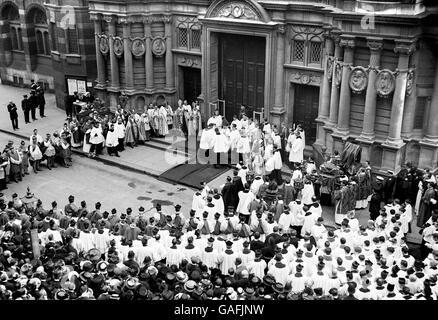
[125,277,139,290]
[263,275,275,286]
[54,289,69,300]
[176,271,188,283]
[97,261,108,274]
[175,204,182,211]
[272,282,284,294]
[184,280,196,292]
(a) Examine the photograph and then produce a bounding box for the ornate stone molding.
[118,16,128,24]
[178,56,201,68]
[102,15,113,23]
[89,13,100,21]
[326,56,334,81]
[340,38,355,49]
[131,38,145,57]
[290,72,321,86]
[367,38,383,52]
[277,24,285,35]
[113,37,124,58]
[334,60,343,87]
[349,66,368,94]
[375,69,396,98]
[394,41,416,56]
[151,37,166,57]
[206,0,270,23]
[98,35,109,55]
[406,68,415,96]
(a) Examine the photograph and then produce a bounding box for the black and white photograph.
[0,0,438,308]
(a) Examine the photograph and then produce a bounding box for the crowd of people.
[6,80,46,131]
[2,90,438,300]
[0,128,72,191]
[0,155,437,300]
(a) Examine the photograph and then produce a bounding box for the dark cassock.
[221,177,234,211]
[369,191,382,221]
[417,184,437,227]
[382,174,397,202]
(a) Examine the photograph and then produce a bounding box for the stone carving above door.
[290,72,321,86]
[177,56,201,68]
[206,0,270,23]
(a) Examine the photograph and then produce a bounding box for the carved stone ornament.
[326,56,334,81]
[151,37,166,57]
[214,2,259,21]
[406,69,415,96]
[349,66,368,94]
[291,72,321,85]
[99,35,109,55]
[131,38,145,57]
[334,61,342,87]
[113,37,124,57]
[375,69,396,98]
[178,56,201,68]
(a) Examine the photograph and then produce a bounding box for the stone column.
[335,36,356,136]
[327,36,343,127]
[359,38,383,141]
[273,25,285,109]
[122,19,134,91]
[164,15,175,91]
[423,56,438,144]
[107,16,119,89]
[144,18,154,93]
[93,18,106,88]
[318,32,335,121]
[384,41,415,147]
[315,31,334,147]
[401,49,419,139]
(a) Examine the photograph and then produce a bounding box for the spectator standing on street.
[21,94,30,124]
[37,86,46,118]
[28,136,43,173]
[7,100,19,130]
[29,90,38,121]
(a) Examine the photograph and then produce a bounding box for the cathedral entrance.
[292,84,320,146]
[218,33,265,121]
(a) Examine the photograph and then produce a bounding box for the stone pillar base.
[108,92,119,112]
[323,126,334,155]
[380,142,406,173]
[356,137,373,163]
[331,132,348,154]
[269,107,285,129]
[418,141,438,170]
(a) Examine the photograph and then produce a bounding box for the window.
[43,31,50,55]
[309,41,322,64]
[17,28,23,50]
[36,30,44,54]
[178,26,188,49]
[177,22,201,51]
[191,28,201,49]
[292,39,305,62]
[10,26,18,50]
[414,97,428,129]
[50,22,57,51]
[66,27,79,54]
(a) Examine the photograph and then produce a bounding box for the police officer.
[21,94,30,124]
[7,101,19,130]
[28,90,38,121]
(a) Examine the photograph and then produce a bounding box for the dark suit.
[221,182,234,210]
[38,90,46,117]
[383,177,396,202]
[7,103,18,129]
[28,94,38,120]
[369,192,382,221]
[21,98,30,123]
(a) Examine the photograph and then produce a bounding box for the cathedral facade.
[1,0,438,173]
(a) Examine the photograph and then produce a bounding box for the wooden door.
[182,67,201,105]
[293,84,320,145]
[219,34,265,121]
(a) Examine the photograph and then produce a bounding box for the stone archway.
[0,2,20,66]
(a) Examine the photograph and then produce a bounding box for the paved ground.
[0,83,422,244]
